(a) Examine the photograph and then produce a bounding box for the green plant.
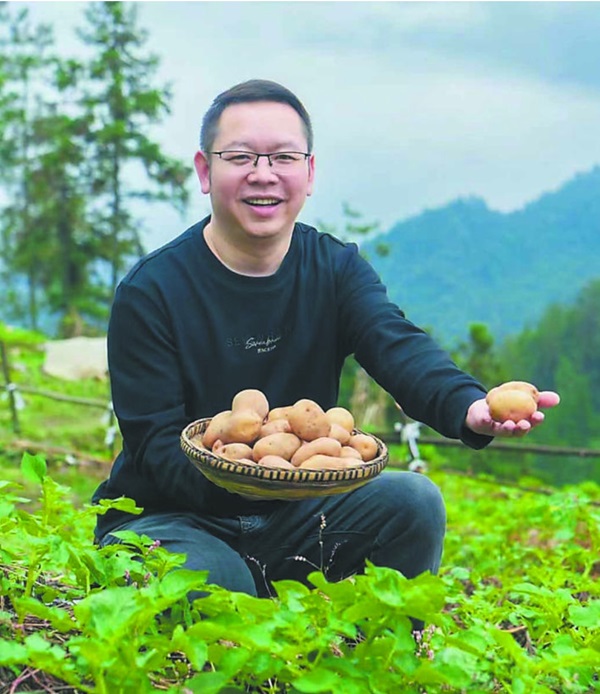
[0,455,598,692]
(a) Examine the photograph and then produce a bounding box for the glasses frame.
[209,150,311,169]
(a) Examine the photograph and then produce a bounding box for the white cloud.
[16,1,600,248]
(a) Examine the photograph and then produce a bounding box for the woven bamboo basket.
[181,417,388,501]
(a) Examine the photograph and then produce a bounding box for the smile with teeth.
[244,198,281,206]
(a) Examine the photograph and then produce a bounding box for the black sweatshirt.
[93,217,491,537]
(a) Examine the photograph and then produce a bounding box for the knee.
[377,471,446,532]
[405,472,445,521]
[182,548,258,596]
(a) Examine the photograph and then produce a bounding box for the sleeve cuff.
[459,422,494,450]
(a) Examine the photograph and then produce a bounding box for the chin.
[245,226,289,241]
[242,217,294,239]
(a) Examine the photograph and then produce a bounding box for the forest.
[0,2,192,337]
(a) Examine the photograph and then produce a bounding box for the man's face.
[194,101,315,242]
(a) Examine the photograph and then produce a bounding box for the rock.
[43,337,108,381]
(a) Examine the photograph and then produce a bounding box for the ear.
[194,151,211,194]
[306,154,316,197]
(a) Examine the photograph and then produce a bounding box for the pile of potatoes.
[486,381,539,422]
[195,389,379,471]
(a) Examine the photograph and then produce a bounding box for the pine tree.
[451,323,509,389]
[76,1,192,293]
[0,6,55,330]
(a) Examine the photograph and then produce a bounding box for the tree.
[498,278,600,477]
[548,355,597,447]
[451,322,508,389]
[318,202,389,260]
[76,1,192,294]
[0,3,193,337]
[26,101,102,337]
[0,5,108,337]
[0,6,55,330]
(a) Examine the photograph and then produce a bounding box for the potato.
[202,410,233,449]
[215,442,253,461]
[328,422,351,445]
[340,445,363,460]
[291,437,343,467]
[260,419,292,437]
[231,388,269,419]
[325,406,355,433]
[348,433,378,462]
[288,399,330,441]
[488,381,540,404]
[222,409,263,445]
[257,455,295,470]
[237,457,257,466]
[486,388,537,423]
[267,406,293,422]
[252,432,302,462]
[300,454,353,470]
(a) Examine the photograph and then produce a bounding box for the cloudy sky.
[18,1,600,250]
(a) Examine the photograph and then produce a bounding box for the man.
[92,79,559,604]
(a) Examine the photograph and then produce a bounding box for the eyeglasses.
[209,150,310,173]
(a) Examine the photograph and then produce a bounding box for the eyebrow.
[220,140,305,151]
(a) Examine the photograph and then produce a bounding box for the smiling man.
[92,80,559,625]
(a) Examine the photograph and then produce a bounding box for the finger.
[495,420,517,435]
[510,426,531,438]
[514,419,533,434]
[538,391,560,408]
[494,418,532,436]
[529,411,545,426]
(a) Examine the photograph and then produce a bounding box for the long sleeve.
[333,244,491,448]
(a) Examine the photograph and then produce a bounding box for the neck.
[203,221,292,277]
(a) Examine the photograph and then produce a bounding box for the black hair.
[200,79,313,153]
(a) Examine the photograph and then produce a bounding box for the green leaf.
[170,625,209,671]
[72,585,144,639]
[273,578,311,601]
[12,596,75,632]
[20,452,47,484]
[158,568,209,601]
[176,670,232,694]
[95,496,144,515]
[293,667,341,693]
[569,599,600,627]
[0,638,28,663]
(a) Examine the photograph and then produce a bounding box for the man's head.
[195,80,315,246]
[200,79,313,154]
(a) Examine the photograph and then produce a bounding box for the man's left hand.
[466,391,560,438]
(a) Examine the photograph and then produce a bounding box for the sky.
[16,0,600,251]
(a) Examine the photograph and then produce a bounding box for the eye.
[271,152,299,164]
[223,152,254,164]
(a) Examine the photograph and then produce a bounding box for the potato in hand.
[486,383,538,423]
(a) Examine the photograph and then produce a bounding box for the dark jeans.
[98,471,446,602]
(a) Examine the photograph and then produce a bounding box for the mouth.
[243,197,283,208]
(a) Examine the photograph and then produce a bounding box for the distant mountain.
[362,166,600,346]
[3,167,599,346]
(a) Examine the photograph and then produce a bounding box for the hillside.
[364,166,600,345]
[3,167,599,345]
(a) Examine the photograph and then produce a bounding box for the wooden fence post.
[0,340,21,435]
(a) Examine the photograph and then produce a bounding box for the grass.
[1,339,599,691]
